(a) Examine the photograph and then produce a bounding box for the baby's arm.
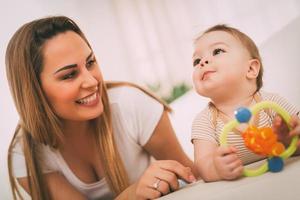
[193,140,243,182]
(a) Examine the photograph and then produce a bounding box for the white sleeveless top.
[11,86,164,199]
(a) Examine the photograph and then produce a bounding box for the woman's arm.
[17,172,87,200]
[142,110,197,176]
[115,111,197,199]
[115,160,196,200]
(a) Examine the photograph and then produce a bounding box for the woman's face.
[40,31,104,122]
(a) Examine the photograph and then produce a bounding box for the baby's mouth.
[202,71,215,80]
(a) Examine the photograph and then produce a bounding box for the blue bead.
[234,107,252,123]
[268,157,284,172]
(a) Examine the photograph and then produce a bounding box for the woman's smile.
[76,91,99,106]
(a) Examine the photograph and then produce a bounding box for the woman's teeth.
[76,93,97,104]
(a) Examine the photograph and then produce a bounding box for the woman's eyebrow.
[86,51,94,61]
[54,52,94,74]
[54,64,77,74]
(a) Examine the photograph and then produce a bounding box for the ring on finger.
[152,179,161,190]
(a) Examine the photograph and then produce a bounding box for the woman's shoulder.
[107,83,143,103]
[10,128,59,177]
[11,128,57,158]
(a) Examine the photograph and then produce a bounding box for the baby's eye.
[213,48,225,56]
[193,58,201,67]
[62,71,77,80]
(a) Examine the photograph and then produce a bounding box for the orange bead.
[242,125,285,156]
[271,143,285,156]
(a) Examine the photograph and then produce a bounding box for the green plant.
[147,82,191,104]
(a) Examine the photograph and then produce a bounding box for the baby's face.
[192,31,252,99]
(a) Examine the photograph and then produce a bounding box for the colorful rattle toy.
[219,101,299,177]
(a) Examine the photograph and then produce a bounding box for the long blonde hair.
[6,16,169,199]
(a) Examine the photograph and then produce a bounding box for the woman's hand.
[213,146,243,180]
[134,160,196,200]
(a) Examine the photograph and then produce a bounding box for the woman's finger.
[156,160,196,183]
[155,168,179,191]
[154,179,170,195]
[138,186,161,200]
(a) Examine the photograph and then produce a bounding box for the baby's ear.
[246,59,260,79]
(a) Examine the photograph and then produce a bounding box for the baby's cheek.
[192,70,201,82]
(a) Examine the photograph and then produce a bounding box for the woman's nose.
[81,70,98,89]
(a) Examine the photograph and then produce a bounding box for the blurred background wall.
[1,0,300,199]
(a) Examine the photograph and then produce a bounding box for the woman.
[6,16,196,200]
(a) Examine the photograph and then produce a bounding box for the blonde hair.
[195,24,263,92]
[6,16,169,199]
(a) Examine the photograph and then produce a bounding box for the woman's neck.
[60,120,93,144]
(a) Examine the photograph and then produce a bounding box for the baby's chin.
[195,88,210,97]
[195,83,218,97]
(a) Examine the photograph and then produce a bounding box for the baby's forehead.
[195,31,239,47]
[193,30,246,55]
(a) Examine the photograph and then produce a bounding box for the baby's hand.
[213,146,243,180]
[289,116,300,138]
[273,115,300,147]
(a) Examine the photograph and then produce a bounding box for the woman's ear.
[246,59,260,79]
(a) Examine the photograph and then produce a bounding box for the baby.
[191,24,300,182]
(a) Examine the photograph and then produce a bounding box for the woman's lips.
[75,92,99,106]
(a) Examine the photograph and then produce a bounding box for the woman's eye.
[193,58,201,67]
[213,48,225,56]
[86,59,96,69]
[62,71,77,80]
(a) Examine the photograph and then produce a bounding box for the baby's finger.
[221,153,240,164]
[231,165,244,178]
[273,115,282,127]
[217,146,237,156]
[272,115,288,134]
[228,158,243,171]
[290,116,299,128]
[289,124,300,137]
